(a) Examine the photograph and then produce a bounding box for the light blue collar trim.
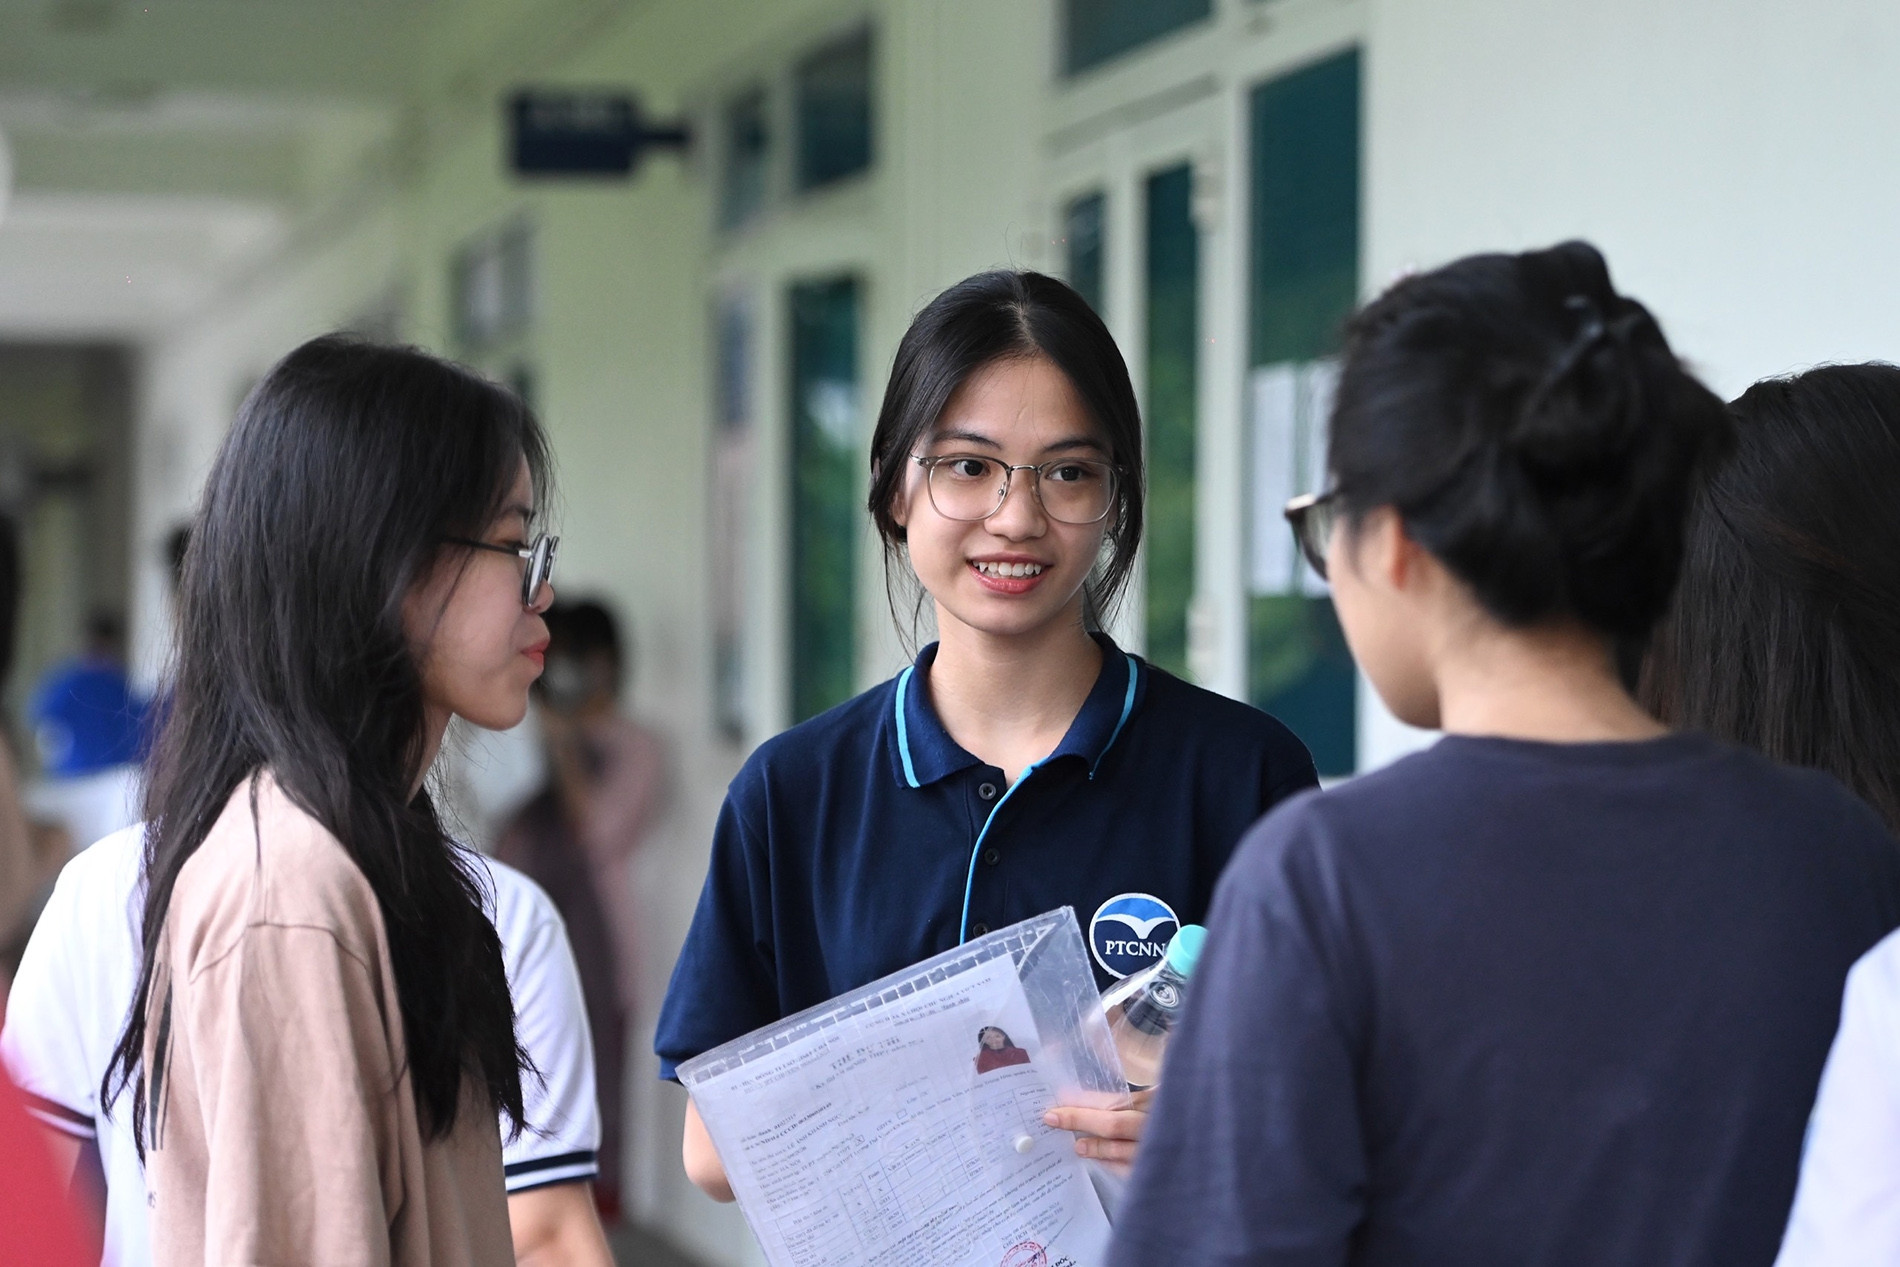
[1089,653,1140,779]
[959,759,1044,943]
[959,652,1139,940]
[894,665,921,789]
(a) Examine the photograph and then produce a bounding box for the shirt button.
[978,782,999,801]
[983,848,1001,867]
[970,922,989,936]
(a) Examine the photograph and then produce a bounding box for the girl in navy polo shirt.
[657,270,1318,1200]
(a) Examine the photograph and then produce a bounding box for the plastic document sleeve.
[678,907,1131,1267]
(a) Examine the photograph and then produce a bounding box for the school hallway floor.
[611,1223,709,1266]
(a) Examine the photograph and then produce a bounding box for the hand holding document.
[678,909,1129,1267]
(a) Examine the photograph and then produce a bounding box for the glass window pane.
[1144,163,1197,681]
[1250,51,1361,367]
[1246,50,1362,776]
[1064,191,1106,316]
[720,87,770,230]
[1063,0,1212,76]
[789,276,861,722]
[795,30,873,191]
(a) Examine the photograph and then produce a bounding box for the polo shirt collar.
[888,634,1143,789]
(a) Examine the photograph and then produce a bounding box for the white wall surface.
[132,204,405,688]
[1368,0,1900,397]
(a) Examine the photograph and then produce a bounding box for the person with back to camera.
[1107,242,1900,1267]
[1631,364,1900,1266]
[24,610,148,862]
[101,336,569,1265]
[655,270,1319,1201]
[0,512,47,962]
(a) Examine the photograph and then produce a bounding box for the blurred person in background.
[104,336,558,1265]
[438,706,550,852]
[1635,364,1900,1266]
[499,597,668,1224]
[24,610,146,857]
[1110,243,1900,1267]
[0,510,46,983]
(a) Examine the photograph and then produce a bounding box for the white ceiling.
[0,0,423,338]
[0,192,288,338]
[0,0,638,339]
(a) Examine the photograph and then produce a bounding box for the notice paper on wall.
[677,908,1130,1267]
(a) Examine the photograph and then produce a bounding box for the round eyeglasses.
[1283,491,1339,581]
[913,453,1119,526]
[446,532,559,607]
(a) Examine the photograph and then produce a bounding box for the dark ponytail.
[106,335,542,1146]
[1642,363,1900,833]
[1329,240,1732,639]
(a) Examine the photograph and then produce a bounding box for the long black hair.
[866,270,1145,633]
[107,334,546,1144]
[1642,363,1900,833]
[1330,241,1732,641]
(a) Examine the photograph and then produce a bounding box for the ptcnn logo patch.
[1089,893,1180,980]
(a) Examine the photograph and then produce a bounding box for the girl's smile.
[969,553,1051,594]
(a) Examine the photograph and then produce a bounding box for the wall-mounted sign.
[508,90,689,178]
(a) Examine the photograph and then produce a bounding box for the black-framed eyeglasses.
[446,533,559,607]
[1284,491,1340,581]
[912,453,1120,526]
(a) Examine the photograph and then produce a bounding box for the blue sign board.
[512,90,685,177]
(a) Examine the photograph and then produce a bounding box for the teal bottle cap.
[1164,925,1206,978]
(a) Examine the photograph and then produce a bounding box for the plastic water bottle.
[1100,925,1205,1090]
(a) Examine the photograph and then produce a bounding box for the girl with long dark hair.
[1636,364,1900,1264]
[656,270,1318,1199]
[1641,362,1900,833]
[104,335,558,1264]
[1109,243,1900,1265]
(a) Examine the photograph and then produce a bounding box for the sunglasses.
[445,532,559,607]
[1283,491,1340,582]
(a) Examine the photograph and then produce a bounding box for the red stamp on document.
[1001,1242,1048,1267]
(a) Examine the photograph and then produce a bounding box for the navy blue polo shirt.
[655,634,1317,1079]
